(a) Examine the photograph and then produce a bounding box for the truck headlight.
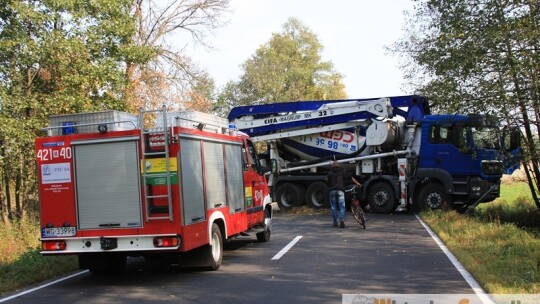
[482,160,503,175]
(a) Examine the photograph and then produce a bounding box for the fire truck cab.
[36,107,272,273]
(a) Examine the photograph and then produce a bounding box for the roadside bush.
[0,217,78,296]
[0,218,40,264]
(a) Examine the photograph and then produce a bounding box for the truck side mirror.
[510,128,520,150]
[270,159,279,175]
[502,127,521,151]
[257,158,270,176]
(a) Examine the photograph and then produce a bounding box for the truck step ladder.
[139,106,173,222]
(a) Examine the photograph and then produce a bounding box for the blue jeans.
[329,190,345,224]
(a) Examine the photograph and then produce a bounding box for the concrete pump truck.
[227,95,521,213]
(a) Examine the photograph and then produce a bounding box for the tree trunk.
[523,162,540,208]
[0,176,6,223]
[15,172,23,220]
[3,170,12,221]
[497,0,540,209]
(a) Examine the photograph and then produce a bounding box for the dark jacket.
[327,167,352,191]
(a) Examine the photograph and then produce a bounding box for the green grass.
[421,181,540,294]
[0,250,78,295]
[0,219,78,296]
[421,210,540,293]
[475,182,540,229]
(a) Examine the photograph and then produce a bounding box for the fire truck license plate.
[42,227,76,237]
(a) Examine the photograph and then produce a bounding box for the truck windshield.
[470,126,500,149]
[429,124,501,151]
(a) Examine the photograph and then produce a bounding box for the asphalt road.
[2,212,479,304]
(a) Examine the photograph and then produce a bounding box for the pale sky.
[185,0,415,99]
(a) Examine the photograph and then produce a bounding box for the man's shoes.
[333,223,338,227]
[339,220,345,228]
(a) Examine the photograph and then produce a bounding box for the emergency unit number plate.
[42,227,76,237]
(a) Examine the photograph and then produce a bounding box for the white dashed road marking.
[0,270,89,303]
[271,235,303,260]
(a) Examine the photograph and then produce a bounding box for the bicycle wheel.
[350,202,366,229]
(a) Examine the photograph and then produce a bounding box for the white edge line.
[271,235,303,260]
[0,270,89,303]
[415,214,496,304]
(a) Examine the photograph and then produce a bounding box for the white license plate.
[42,227,76,237]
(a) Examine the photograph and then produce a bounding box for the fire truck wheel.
[276,183,305,209]
[305,182,329,209]
[367,182,396,214]
[204,223,223,271]
[256,208,272,242]
[417,184,450,210]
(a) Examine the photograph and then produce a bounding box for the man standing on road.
[327,161,361,228]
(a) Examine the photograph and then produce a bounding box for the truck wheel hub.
[374,191,389,206]
[426,193,442,208]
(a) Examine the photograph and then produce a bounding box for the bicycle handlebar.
[344,185,361,193]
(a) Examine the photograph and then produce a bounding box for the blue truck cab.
[412,114,520,210]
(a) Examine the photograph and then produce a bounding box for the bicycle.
[345,185,366,229]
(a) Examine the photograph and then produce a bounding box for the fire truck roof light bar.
[44,120,138,136]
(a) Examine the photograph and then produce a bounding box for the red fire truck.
[36,107,272,274]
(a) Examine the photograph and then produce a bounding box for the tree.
[0,0,150,221]
[0,0,230,221]
[390,0,540,208]
[217,17,347,111]
[128,0,229,111]
[183,72,215,112]
[212,80,242,117]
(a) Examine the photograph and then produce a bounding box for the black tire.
[367,182,396,214]
[417,183,451,210]
[256,208,272,242]
[275,183,305,209]
[203,223,223,271]
[351,203,366,229]
[305,182,329,208]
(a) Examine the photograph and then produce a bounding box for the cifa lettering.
[264,118,278,124]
